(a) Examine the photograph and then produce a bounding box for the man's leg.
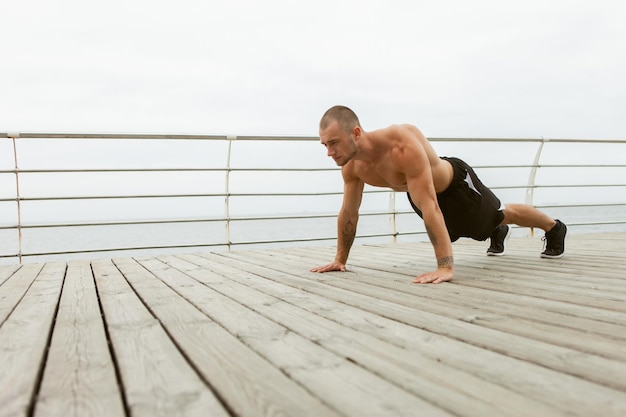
[499,203,567,258]
[500,203,556,231]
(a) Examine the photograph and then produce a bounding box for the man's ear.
[352,126,362,141]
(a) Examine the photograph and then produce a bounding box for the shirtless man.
[310,105,567,284]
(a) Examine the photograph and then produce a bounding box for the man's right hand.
[310,262,346,273]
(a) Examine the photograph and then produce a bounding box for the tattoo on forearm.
[438,256,454,268]
[342,220,356,249]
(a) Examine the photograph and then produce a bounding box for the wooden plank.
[169,253,564,417]
[254,246,626,375]
[285,244,626,329]
[33,261,125,417]
[91,259,229,417]
[210,250,626,416]
[0,264,20,286]
[114,256,343,417]
[0,264,45,325]
[0,262,66,417]
[245,247,626,361]
[451,251,626,283]
[1,232,623,416]
[302,246,626,333]
[352,240,626,290]
[374,238,626,285]
[294,241,626,314]
[134,255,452,417]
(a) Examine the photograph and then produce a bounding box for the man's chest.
[353,160,408,191]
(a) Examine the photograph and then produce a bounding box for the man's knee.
[500,203,524,224]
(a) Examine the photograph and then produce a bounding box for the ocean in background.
[2,136,625,265]
[1,203,624,265]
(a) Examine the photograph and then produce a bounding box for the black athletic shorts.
[407,156,505,242]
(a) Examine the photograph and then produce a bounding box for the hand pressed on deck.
[310,262,346,273]
[412,268,454,284]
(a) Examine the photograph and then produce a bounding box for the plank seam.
[127,258,240,417]
[26,263,68,417]
[159,255,348,416]
[92,261,131,417]
[0,265,35,328]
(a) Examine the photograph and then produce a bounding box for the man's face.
[319,121,358,166]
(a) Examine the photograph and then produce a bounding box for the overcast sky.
[2,0,625,138]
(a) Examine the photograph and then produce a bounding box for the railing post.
[525,138,546,237]
[8,132,23,263]
[389,191,397,243]
[225,135,236,250]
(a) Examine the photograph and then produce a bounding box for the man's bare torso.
[344,124,453,193]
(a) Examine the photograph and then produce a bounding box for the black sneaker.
[487,225,511,256]
[541,220,567,258]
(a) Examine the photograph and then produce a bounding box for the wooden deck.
[1,233,625,417]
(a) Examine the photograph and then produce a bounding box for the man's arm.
[310,170,364,272]
[397,136,454,283]
[411,189,454,283]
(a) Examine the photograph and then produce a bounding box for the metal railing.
[1,132,625,264]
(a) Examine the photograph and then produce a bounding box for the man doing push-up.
[310,105,567,284]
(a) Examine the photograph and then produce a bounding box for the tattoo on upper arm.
[438,256,454,268]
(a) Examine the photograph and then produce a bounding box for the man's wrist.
[437,255,454,269]
[334,253,348,264]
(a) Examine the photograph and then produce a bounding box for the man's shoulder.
[375,123,417,133]
[376,124,427,150]
[373,124,423,141]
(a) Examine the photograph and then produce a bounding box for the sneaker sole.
[540,252,565,259]
[486,225,512,256]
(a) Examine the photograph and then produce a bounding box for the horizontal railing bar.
[392,220,626,237]
[0,190,384,203]
[1,133,320,141]
[0,191,348,202]
[1,219,227,229]
[476,164,626,169]
[4,218,625,261]
[3,133,230,140]
[227,231,406,247]
[489,184,626,190]
[4,133,626,144]
[0,167,340,174]
[0,168,223,174]
[229,210,397,221]
[0,243,229,258]
[536,202,626,209]
[431,137,626,144]
[0,194,228,201]
[229,135,320,141]
[0,232,403,259]
[2,164,625,176]
[0,210,407,230]
[523,184,626,189]
[3,207,624,231]
[2,184,624,204]
[3,201,624,232]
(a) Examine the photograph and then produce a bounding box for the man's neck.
[352,131,382,163]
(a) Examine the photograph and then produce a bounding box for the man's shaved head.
[320,105,361,134]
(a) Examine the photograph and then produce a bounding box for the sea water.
[1,203,624,265]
